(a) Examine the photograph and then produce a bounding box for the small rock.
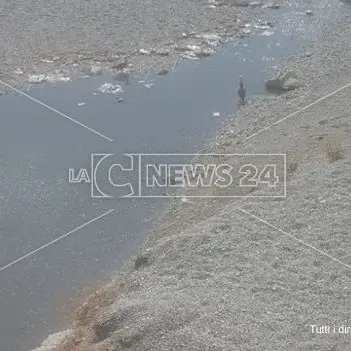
[266,71,301,92]
[155,48,170,56]
[240,28,251,36]
[139,48,151,55]
[306,10,313,16]
[305,51,312,57]
[195,48,215,57]
[265,21,274,27]
[116,97,124,103]
[157,69,169,76]
[134,254,149,269]
[264,2,280,9]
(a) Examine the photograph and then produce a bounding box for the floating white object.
[78,102,86,106]
[98,82,123,94]
[213,112,220,117]
[27,74,46,83]
[46,74,71,83]
[260,29,275,36]
[40,59,54,63]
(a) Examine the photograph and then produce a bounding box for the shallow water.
[0,1,345,350]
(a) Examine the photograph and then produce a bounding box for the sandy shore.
[30,3,351,351]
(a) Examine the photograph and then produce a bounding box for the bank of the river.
[0,0,326,94]
[32,3,351,351]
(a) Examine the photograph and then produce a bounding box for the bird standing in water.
[237,75,246,107]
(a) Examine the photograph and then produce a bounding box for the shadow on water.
[0,1,346,350]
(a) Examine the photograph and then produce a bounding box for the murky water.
[0,2,345,350]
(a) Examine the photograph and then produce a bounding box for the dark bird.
[237,75,246,107]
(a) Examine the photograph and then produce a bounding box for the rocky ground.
[31,4,351,351]
[0,0,294,93]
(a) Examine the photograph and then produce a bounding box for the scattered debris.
[143,82,155,88]
[260,29,275,36]
[81,64,103,76]
[27,72,71,84]
[240,27,251,37]
[46,73,71,83]
[27,74,46,84]
[98,82,123,94]
[14,68,24,75]
[90,64,103,75]
[40,59,54,64]
[249,1,262,7]
[180,197,194,204]
[208,0,227,8]
[139,48,151,55]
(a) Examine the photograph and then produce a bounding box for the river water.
[0,1,344,350]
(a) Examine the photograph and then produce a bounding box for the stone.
[134,254,149,269]
[266,71,301,91]
[157,69,169,76]
[155,48,170,56]
[139,48,151,55]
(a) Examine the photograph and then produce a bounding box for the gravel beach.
[30,3,351,351]
[0,0,263,92]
